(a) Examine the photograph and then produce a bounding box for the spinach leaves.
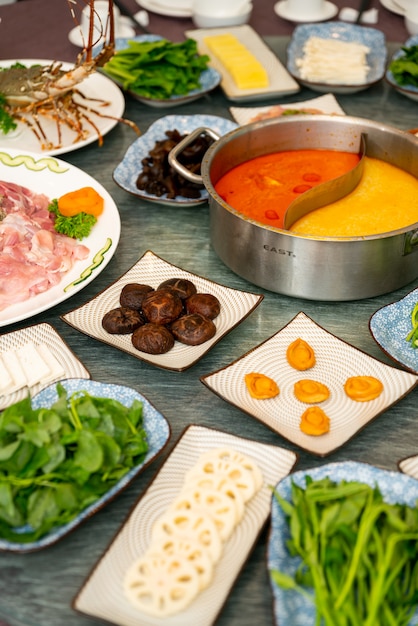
[0,383,148,542]
[103,38,210,99]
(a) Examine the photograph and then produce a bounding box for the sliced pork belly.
[0,180,90,312]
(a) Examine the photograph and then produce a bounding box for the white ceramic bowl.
[192,2,252,28]
[405,14,418,35]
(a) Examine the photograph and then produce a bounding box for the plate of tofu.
[185,24,300,101]
[0,322,90,410]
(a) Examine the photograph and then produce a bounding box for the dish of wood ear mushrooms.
[73,425,298,626]
[201,312,418,456]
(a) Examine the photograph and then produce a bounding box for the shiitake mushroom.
[102,276,221,354]
[185,293,220,319]
[102,307,145,334]
[141,288,183,325]
[171,313,216,346]
[158,278,197,300]
[119,283,154,310]
[132,323,175,354]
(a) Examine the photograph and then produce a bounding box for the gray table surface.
[1,36,418,626]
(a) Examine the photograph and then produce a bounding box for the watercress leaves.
[0,383,148,543]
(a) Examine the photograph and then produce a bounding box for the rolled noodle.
[296,36,370,84]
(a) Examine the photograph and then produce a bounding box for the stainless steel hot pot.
[170,115,418,301]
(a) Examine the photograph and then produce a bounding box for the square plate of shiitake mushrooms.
[200,312,418,456]
[61,250,264,371]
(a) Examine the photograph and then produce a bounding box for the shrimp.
[0,0,140,150]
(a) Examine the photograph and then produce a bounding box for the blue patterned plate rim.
[113,114,238,205]
[268,460,418,626]
[385,34,418,94]
[287,21,387,86]
[100,35,221,104]
[369,286,418,374]
[0,378,171,553]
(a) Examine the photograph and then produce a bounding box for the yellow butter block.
[204,33,269,90]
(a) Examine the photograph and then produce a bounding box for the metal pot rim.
[200,114,418,242]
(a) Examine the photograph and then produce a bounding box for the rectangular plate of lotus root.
[73,424,298,626]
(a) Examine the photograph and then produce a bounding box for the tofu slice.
[16,341,52,387]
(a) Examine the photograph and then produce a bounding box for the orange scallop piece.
[286,338,316,371]
[244,372,279,399]
[300,406,330,436]
[344,376,383,402]
[294,379,330,403]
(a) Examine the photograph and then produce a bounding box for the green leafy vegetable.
[103,38,210,100]
[406,301,418,348]
[272,477,418,626]
[0,94,17,135]
[0,63,29,135]
[0,383,148,542]
[49,198,97,240]
[389,45,418,88]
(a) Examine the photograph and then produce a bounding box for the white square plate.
[200,312,418,456]
[186,24,300,102]
[61,250,264,371]
[73,424,298,626]
[229,93,345,125]
[398,453,418,479]
[0,322,90,410]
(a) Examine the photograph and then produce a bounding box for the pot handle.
[168,127,221,185]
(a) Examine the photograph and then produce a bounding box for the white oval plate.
[113,114,238,206]
[268,461,418,626]
[0,59,126,155]
[61,250,264,372]
[73,424,297,626]
[0,148,120,328]
[201,312,418,456]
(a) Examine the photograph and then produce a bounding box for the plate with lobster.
[0,58,127,156]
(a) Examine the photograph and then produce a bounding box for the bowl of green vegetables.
[101,35,221,108]
[0,378,171,552]
[268,461,418,626]
[386,35,418,101]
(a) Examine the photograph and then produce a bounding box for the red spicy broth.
[214,149,360,229]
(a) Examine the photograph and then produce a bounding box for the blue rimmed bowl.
[287,21,387,94]
[0,378,171,553]
[386,35,418,102]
